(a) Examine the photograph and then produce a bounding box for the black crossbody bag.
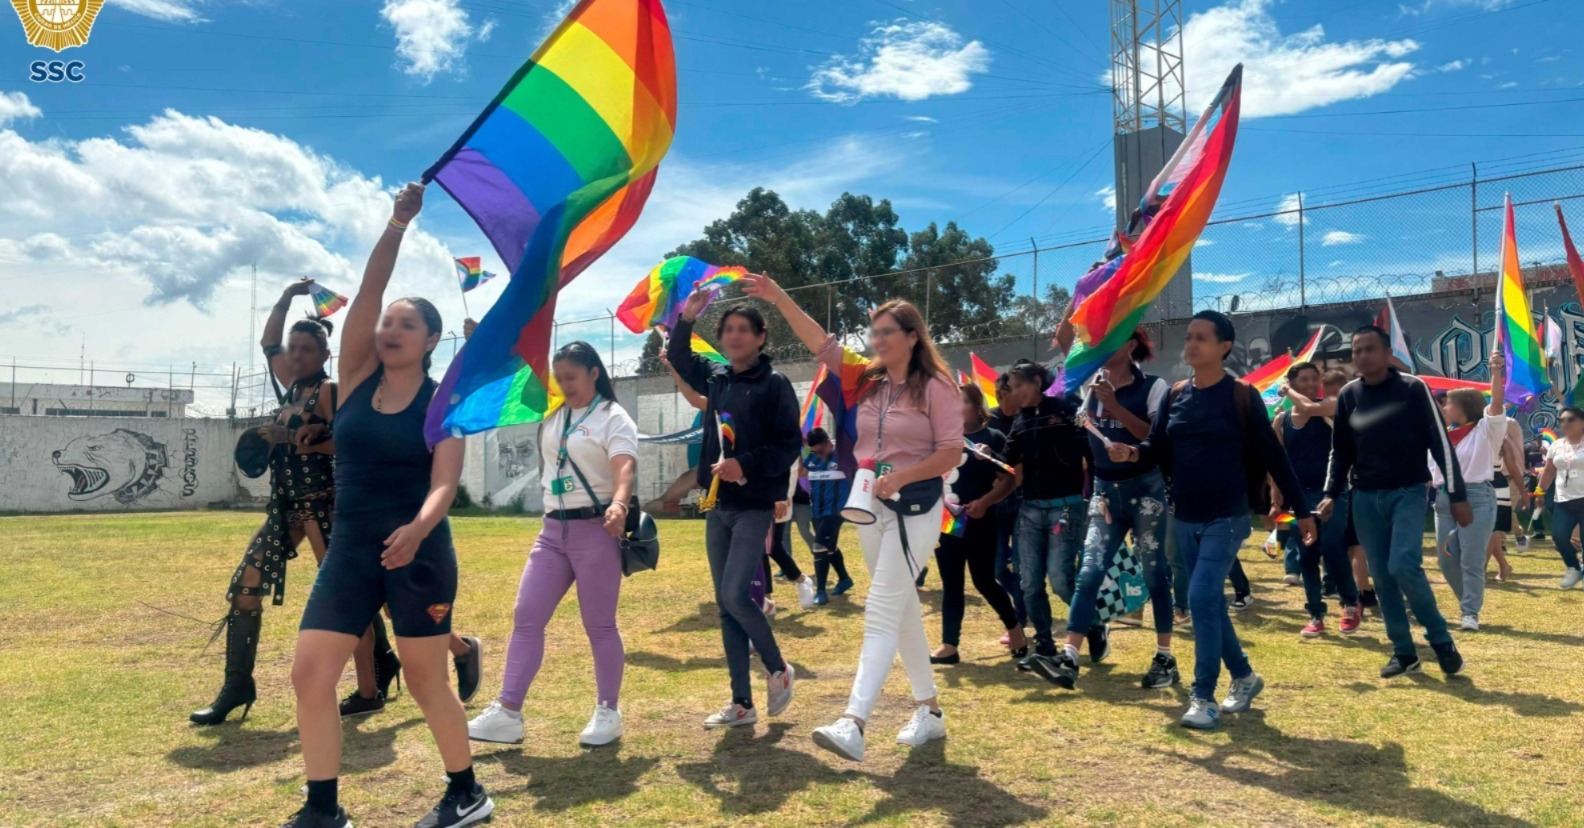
[565,456,660,577]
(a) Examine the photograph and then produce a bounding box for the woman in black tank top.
[284,184,493,828]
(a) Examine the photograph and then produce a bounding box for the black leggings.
[1230,557,1251,597]
[768,520,803,581]
[937,516,1020,647]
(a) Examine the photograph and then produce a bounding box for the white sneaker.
[703,702,757,729]
[812,717,866,762]
[1516,534,1531,553]
[895,705,946,747]
[579,703,622,747]
[1562,568,1584,589]
[1460,614,1479,632]
[796,576,817,610]
[1221,671,1264,713]
[467,701,524,744]
[1283,574,1300,586]
[766,663,795,717]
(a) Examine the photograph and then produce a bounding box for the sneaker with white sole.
[703,702,757,729]
[1180,696,1219,730]
[1221,671,1264,713]
[415,783,493,828]
[1301,617,1325,639]
[1283,573,1301,586]
[895,705,946,747]
[1460,614,1479,632]
[1231,594,1255,612]
[467,701,524,744]
[812,717,866,762]
[766,663,795,717]
[1562,567,1584,589]
[796,577,816,610]
[579,703,622,747]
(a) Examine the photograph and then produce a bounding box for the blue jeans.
[995,497,1027,626]
[1351,485,1452,656]
[1068,471,1171,635]
[1017,496,1088,649]
[1550,496,1584,571]
[1176,514,1254,700]
[1287,489,1358,617]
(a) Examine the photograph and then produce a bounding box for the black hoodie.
[669,319,803,510]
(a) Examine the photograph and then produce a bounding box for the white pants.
[844,501,942,721]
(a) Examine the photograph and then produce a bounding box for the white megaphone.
[841,458,884,525]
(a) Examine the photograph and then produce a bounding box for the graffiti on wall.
[1414,308,1584,435]
[482,423,542,511]
[51,427,199,505]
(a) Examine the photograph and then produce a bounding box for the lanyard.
[556,395,602,473]
[875,380,904,454]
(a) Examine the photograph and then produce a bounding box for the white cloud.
[107,0,204,23]
[381,0,476,81]
[1273,193,1303,227]
[1095,184,1116,213]
[809,21,990,104]
[0,91,41,126]
[1499,81,1519,89]
[1195,272,1249,284]
[1322,230,1366,246]
[903,115,939,123]
[1174,0,1420,117]
[476,19,496,42]
[900,130,929,140]
[1437,59,1469,72]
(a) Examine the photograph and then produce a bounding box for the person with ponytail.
[467,342,637,748]
[745,275,962,764]
[284,183,492,828]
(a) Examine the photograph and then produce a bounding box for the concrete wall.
[0,415,241,513]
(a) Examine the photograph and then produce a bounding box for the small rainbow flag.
[816,343,875,473]
[1494,193,1551,407]
[1541,427,1558,448]
[1274,512,1296,526]
[690,332,726,365]
[616,256,748,333]
[800,366,825,437]
[454,257,497,293]
[309,282,349,318]
[969,353,1000,409]
[720,411,736,448]
[941,504,967,537]
[1243,327,1326,415]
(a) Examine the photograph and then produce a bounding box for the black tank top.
[1281,412,1331,492]
[335,366,437,516]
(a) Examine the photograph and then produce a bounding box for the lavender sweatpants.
[498,517,625,709]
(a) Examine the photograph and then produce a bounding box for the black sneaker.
[1432,641,1464,675]
[1380,653,1422,678]
[1360,589,1379,609]
[1018,646,1057,673]
[1031,652,1079,689]
[281,805,351,828]
[1141,653,1181,689]
[454,636,483,704]
[1231,593,1254,612]
[1086,624,1111,664]
[416,783,494,828]
[338,691,384,718]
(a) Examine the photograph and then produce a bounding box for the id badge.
[877,462,894,476]
[550,476,576,496]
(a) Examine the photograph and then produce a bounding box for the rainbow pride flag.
[720,411,736,448]
[969,353,999,409]
[941,504,967,538]
[423,0,677,445]
[1494,193,1550,407]
[1242,326,1326,415]
[1557,204,1584,407]
[1540,427,1559,448]
[815,343,873,473]
[800,366,826,436]
[1064,64,1243,393]
[308,282,348,318]
[616,256,747,333]
[454,257,497,293]
[690,332,726,365]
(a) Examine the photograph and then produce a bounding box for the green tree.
[1004,282,1074,342]
[898,221,1012,343]
[637,329,665,376]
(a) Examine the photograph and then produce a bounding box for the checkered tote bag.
[1094,544,1148,623]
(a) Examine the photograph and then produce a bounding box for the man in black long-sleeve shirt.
[1320,326,1466,679]
[1115,311,1317,730]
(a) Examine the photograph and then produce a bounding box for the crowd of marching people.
[194,184,1584,828]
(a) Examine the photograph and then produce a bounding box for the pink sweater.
[818,335,963,470]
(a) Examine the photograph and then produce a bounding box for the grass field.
[2,512,1582,827]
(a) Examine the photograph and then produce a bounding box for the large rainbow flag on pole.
[969,353,1000,408]
[422,0,677,445]
[1557,203,1584,406]
[815,345,871,473]
[616,256,748,333]
[1494,193,1550,407]
[1064,64,1243,394]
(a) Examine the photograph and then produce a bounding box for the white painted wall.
[0,416,242,513]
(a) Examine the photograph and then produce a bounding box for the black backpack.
[1166,379,1272,515]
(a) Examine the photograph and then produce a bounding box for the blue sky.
[1,0,1580,411]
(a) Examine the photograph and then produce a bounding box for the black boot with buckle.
[191,610,261,725]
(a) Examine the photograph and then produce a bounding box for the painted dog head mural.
[52,429,169,504]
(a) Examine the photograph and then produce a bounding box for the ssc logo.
[30,59,84,81]
[10,0,105,51]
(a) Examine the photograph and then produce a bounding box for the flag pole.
[457,270,472,319]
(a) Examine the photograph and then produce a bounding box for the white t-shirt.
[1430,413,1505,488]
[540,400,639,511]
[1547,438,1584,503]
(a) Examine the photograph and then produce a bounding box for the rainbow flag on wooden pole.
[423,0,677,445]
[1494,193,1550,407]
